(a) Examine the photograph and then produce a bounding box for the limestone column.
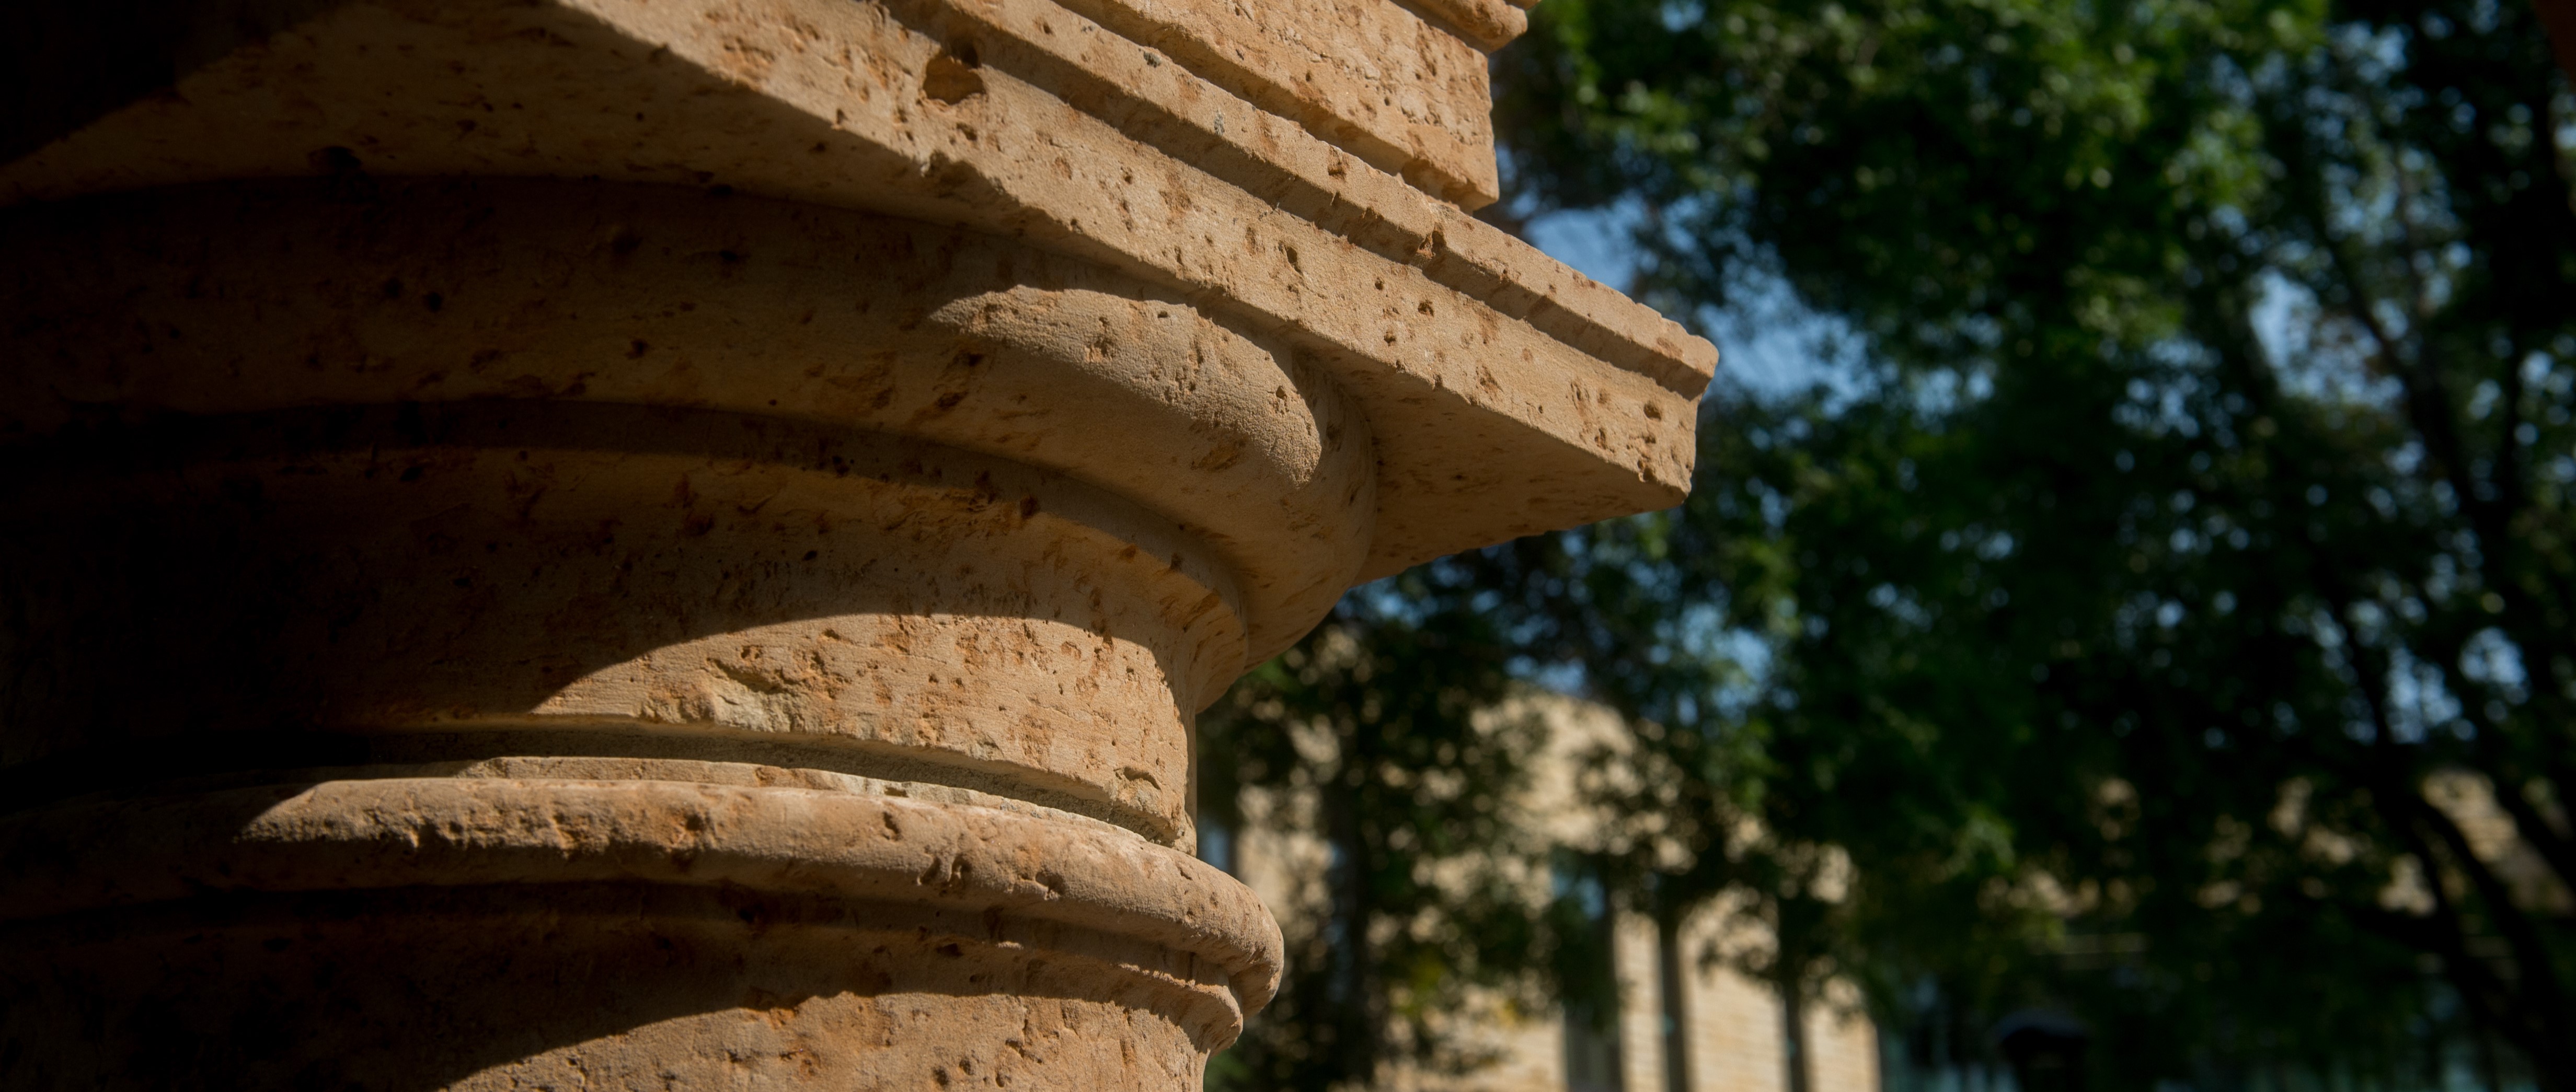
[0,0,1712,1086]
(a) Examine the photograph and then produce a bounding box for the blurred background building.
[1211,695,1881,1092]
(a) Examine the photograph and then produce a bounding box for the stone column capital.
[0,0,1709,1086]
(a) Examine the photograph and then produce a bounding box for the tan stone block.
[1051,0,1503,205]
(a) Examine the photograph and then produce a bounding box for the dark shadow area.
[1,0,354,165]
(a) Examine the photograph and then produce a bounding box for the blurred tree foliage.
[1206,0,2575,1090]
[1199,573,1576,1089]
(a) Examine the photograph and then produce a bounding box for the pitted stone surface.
[0,780,1283,1003]
[1,0,1707,555]
[4,411,1239,841]
[1049,0,1504,204]
[3,181,1372,670]
[0,0,1711,1086]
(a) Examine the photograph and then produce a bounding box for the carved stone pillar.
[0,0,1710,1086]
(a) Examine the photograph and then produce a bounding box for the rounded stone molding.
[4,886,1235,1089]
[4,402,1257,841]
[0,776,1282,1009]
[0,777,1279,1088]
[0,178,1377,671]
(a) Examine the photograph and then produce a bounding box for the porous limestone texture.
[0,0,1711,1086]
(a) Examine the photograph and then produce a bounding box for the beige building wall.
[1683,925,1792,1092]
[1618,913,1673,1092]
[1361,907,1880,1092]
[1806,981,1884,1092]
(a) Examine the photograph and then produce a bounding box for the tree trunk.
[1657,908,1692,1092]
[1781,971,1813,1092]
[1320,762,1379,1086]
[2536,0,2576,87]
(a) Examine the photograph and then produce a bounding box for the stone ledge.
[1053,0,1502,206]
[0,777,1286,1013]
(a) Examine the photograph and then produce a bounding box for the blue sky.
[1526,206,1856,399]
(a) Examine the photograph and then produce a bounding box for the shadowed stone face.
[0,0,1710,1087]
